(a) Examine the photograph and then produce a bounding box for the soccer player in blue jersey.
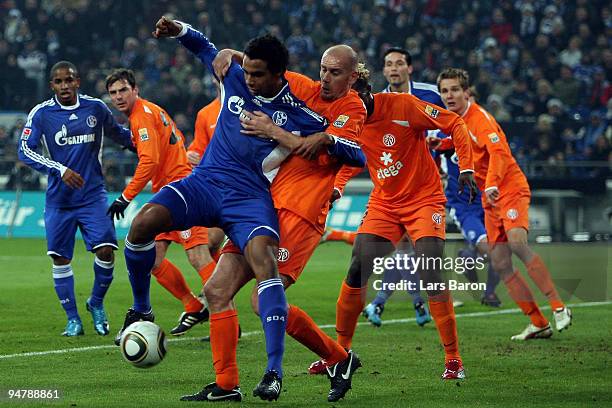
[17,61,134,337]
[113,17,329,402]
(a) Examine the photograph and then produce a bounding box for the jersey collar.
[460,101,472,118]
[55,94,81,110]
[253,80,289,103]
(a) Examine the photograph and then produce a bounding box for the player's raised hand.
[61,168,85,189]
[458,171,479,203]
[213,49,235,81]
[239,110,275,137]
[107,195,130,220]
[485,187,500,206]
[152,16,182,39]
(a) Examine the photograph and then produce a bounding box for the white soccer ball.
[120,321,167,368]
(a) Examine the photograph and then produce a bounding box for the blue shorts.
[45,199,118,259]
[448,202,487,246]
[149,172,279,252]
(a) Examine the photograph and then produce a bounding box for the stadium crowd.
[0,0,610,170]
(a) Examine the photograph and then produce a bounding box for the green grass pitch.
[0,238,610,407]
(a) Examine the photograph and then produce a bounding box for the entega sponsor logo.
[54,125,95,146]
[377,160,404,179]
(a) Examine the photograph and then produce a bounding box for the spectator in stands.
[577,111,608,151]
[540,5,563,36]
[560,36,583,68]
[553,65,581,107]
[487,94,511,122]
[5,161,40,190]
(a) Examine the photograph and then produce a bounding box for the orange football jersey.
[461,102,529,193]
[358,92,474,207]
[270,71,366,233]
[123,98,191,200]
[189,97,221,157]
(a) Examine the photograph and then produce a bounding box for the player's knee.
[95,246,114,262]
[491,256,512,274]
[51,255,70,266]
[203,280,231,311]
[128,204,171,244]
[346,254,365,287]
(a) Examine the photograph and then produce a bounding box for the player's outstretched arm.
[154,16,219,78]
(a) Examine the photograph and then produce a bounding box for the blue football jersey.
[18,94,133,208]
[382,80,444,106]
[440,151,482,207]
[177,25,328,196]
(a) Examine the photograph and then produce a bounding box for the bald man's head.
[322,45,359,72]
[320,44,359,101]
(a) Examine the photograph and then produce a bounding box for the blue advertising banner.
[0,191,370,238]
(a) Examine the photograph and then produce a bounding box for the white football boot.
[510,323,553,340]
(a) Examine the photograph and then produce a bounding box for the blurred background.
[0,0,610,242]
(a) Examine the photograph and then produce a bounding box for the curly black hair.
[243,34,289,75]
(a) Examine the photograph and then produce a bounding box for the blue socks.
[89,256,114,307]
[124,240,156,313]
[53,264,79,320]
[257,278,287,377]
[485,262,501,296]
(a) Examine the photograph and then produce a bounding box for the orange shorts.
[358,201,446,244]
[484,191,530,244]
[220,209,321,283]
[156,226,209,250]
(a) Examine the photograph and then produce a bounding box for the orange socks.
[526,254,564,310]
[504,270,549,327]
[286,305,347,366]
[335,281,366,350]
[198,260,216,286]
[210,310,240,390]
[153,259,202,312]
[327,230,356,245]
[428,291,461,363]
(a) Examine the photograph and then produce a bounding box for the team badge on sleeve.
[488,133,500,143]
[425,105,439,118]
[21,128,32,140]
[138,128,149,141]
[333,114,350,128]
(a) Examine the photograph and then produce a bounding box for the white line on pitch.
[0,300,610,360]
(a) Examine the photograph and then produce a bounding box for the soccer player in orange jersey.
[186,87,225,256]
[105,69,214,336]
[435,68,572,340]
[193,44,366,403]
[186,83,219,166]
[329,66,478,380]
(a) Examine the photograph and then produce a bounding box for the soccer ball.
[120,321,167,368]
